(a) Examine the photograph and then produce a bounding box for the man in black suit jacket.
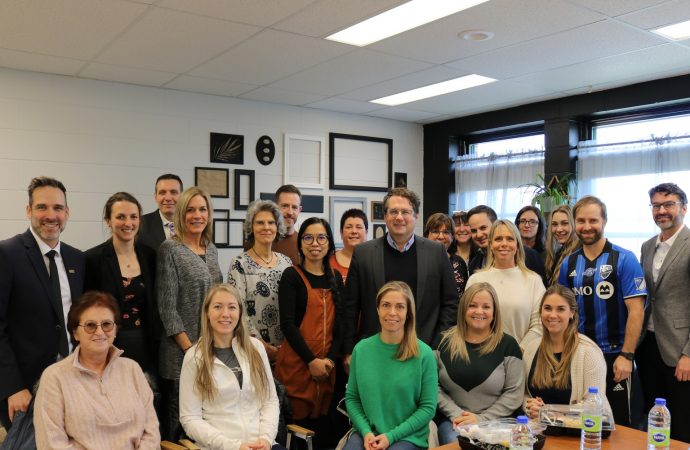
[345,188,458,359]
[0,177,84,428]
[138,174,182,250]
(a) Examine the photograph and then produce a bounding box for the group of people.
[0,173,689,449]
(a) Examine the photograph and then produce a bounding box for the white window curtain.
[452,150,544,218]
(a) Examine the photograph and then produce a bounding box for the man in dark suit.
[466,204,546,284]
[638,183,690,442]
[345,188,457,361]
[138,173,182,250]
[0,176,85,428]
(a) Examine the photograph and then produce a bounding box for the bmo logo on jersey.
[596,281,614,300]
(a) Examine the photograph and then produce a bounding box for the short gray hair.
[243,200,286,245]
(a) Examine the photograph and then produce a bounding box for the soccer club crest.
[599,264,613,280]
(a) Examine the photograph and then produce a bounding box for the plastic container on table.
[456,418,547,450]
[538,404,615,438]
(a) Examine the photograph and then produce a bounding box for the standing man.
[558,195,646,427]
[637,183,690,442]
[0,177,85,428]
[345,187,457,355]
[272,184,302,265]
[466,204,546,282]
[138,174,183,250]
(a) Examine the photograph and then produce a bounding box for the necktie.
[46,250,69,357]
[167,222,175,237]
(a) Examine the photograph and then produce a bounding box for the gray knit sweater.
[157,239,222,379]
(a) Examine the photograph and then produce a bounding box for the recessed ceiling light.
[652,19,690,40]
[370,74,496,106]
[325,0,490,47]
[460,30,494,41]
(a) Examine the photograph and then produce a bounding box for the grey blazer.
[641,225,690,367]
[345,235,458,352]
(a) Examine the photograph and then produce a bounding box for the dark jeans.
[343,432,421,450]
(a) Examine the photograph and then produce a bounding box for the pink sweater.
[34,346,160,449]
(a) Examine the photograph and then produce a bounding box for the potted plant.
[522,173,573,213]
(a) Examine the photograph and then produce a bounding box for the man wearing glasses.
[637,183,690,442]
[0,177,85,429]
[344,188,457,362]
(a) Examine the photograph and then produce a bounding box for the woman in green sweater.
[344,281,437,450]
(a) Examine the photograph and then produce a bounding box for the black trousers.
[636,332,690,443]
[603,352,644,429]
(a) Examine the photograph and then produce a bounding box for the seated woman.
[523,285,612,419]
[34,291,160,449]
[179,284,279,450]
[330,208,368,282]
[345,281,437,450]
[424,212,468,297]
[544,205,580,286]
[436,282,524,444]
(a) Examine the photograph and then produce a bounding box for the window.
[577,113,690,256]
[453,134,545,220]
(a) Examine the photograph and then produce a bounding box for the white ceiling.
[1,0,690,124]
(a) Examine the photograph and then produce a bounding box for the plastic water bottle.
[580,386,603,450]
[648,398,671,449]
[510,415,533,450]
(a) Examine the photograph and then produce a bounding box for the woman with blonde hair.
[544,205,580,286]
[465,220,545,349]
[179,284,279,450]
[157,186,223,440]
[435,282,524,444]
[523,285,611,419]
[344,281,437,450]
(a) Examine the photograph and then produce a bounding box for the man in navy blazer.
[345,188,457,360]
[0,177,84,428]
[138,173,182,250]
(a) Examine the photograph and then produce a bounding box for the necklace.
[252,247,273,265]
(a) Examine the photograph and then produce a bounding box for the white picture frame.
[329,196,367,248]
[284,133,326,189]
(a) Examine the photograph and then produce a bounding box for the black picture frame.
[373,223,387,239]
[329,133,392,191]
[394,172,408,188]
[234,169,255,211]
[195,167,229,198]
[212,209,245,248]
[210,132,244,164]
[371,201,385,221]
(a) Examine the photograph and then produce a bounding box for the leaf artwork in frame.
[211,132,244,164]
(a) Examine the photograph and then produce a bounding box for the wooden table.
[434,425,689,450]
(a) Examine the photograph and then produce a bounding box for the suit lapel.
[656,226,690,287]
[22,230,63,319]
[373,238,385,289]
[416,237,427,309]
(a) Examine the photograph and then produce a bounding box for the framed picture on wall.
[330,196,366,248]
[329,133,392,191]
[212,209,244,248]
[210,132,244,164]
[371,201,385,221]
[195,167,229,198]
[234,169,255,211]
[373,223,387,239]
[284,133,326,189]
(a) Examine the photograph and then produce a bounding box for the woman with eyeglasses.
[544,205,580,286]
[275,217,345,446]
[424,213,467,297]
[515,206,546,257]
[35,291,160,449]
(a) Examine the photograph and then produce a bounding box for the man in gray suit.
[638,182,690,442]
[345,187,457,362]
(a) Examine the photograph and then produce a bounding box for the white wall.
[0,68,424,273]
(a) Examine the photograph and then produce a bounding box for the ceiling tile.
[239,86,326,106]
[617,0,690,28]
[365,108,441,122]
[268,49,432,96]
[368,0,605,64]
[164,75,258,97]
[95,7,261,72]
[80,62,177,86]
[305,97,384,114]
[157,0,315,27]
[447,19,666,79]
[0,48,84,76]
[0,0,148,59]
[189,29,352,85]
[564,0,672,16]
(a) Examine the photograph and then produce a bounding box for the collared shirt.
[386,232,415,252]
[648,224,685,331]
[160,210,174,239]
[29,227,73,354]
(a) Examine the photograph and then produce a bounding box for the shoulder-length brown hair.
[545,205,580,285]
[173,187,214,246]
[376,281,419,361]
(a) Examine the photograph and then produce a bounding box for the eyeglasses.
[386,209,415,218]
[78,320,115,334]
[428,230,452,237]
[650,201,683,211]
[302,234,328,245]
[518,219,538,227]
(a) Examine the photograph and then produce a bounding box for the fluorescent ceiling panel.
[370,74,496,106]
[325,0,490,46]
[652,19,690,40]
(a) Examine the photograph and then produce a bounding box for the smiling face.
[384,196,418,243]
[277,192,301,234]
[550,211,572,245]
[252,210,277,246]
[465,290,494,337]
[73,306,116,357]
[490,224,518,269]
[651,192,686,233]
[208,290,240,341]
[468,212,492,249]
[428,224,453,251]
[300,223,329,265]
[26,186,69,248]
[455,220,472,245]
[341,217,367,250]
[377,290,407,336]
[517,210,539,241]
[575,203,606,246]
[107,201,139,243]
[541,293,574,340]
[184,194,209,238]
[155,178,181,221]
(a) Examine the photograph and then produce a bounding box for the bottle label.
[648,426,670,447]
[581,414,601,432]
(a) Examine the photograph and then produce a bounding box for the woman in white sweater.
[522,285,612,418]
[180,284,279,450]
[465,220,545,349]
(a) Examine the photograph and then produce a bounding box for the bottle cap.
[516,415,528,424]
[655,398,667,406]
[588,387,598,394]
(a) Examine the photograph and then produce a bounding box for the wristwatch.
[620,351,634,361]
